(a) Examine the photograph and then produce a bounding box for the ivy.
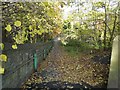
[14,20,21,27]
[5,24,12,32]
[2,2,62,44]
[0,43,4,50]
[12,44,18,49]
[0,68,5,74]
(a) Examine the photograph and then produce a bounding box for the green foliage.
[5,24,12,32]
[62,1,119,52]
[0,68,5,74]
[0,43,4,50]
[65,39,80,46]
[0,54,7,74]
[2,2,62,44]
[62,39,92,56]
[0,54,7,62]
[12,44,17,49]
[64,46,79,56]
[14,21,21,27]
[63,20,71,29]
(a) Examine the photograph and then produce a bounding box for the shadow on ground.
[24,80,108,90]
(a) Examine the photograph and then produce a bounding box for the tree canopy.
[61,1,119,50]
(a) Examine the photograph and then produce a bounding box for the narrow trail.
[22,39,110,89]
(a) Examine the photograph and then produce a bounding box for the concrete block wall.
[107,35,120,89]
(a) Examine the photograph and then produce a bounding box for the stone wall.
[1,41,53,88]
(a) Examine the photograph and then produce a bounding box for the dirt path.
[22,39,110,89]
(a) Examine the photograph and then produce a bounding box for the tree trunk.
[104,3,107,51]
[109,12,117,46]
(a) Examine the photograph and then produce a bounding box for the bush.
[62,39,92,56]
[66,39,80,47]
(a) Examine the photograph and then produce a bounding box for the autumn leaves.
[0,43,7,74]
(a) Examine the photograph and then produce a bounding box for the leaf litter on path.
[22,41,110,89]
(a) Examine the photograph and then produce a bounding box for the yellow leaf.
[0,43,4,50]
[41,29,44,33]
[45,30,48,33]
[38,32,42,35]
[0,54,7,62]
[38,25,41,28]
[12,44,17,49]
[5,25,12,32]
[29,25,32,30]
[0,68,5,74]
[14,21,21,27]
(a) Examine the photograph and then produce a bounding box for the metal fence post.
[33,52,37,72]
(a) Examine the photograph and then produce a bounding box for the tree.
[2,2,63,44]
[61,1,119,51]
